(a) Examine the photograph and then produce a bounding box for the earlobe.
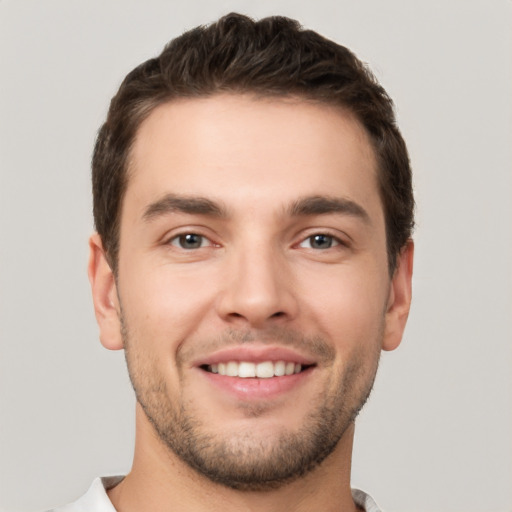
[88,233,124,351]
[382,240,414,352]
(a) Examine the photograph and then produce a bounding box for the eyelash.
[166,231,346,251]
[298,233,344,250]
[168,233,214,250]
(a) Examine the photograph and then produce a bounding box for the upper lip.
[192,345,317,367]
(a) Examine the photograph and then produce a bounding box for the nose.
[216,245,298,328]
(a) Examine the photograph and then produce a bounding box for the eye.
[299,234,340,250]
[169,233,210,249]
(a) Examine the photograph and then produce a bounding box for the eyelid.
[162,227,219,248]
[295,229,350,249]
[169,233,212,249]
[298,235,341,250]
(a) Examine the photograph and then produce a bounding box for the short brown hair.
[92,13,414,274]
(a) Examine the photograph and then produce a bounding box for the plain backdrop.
[0,1,511,511]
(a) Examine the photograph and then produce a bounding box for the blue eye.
[300,234,339,249]
[170,233,207,249]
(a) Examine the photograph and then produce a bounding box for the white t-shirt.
[48,476,383,512]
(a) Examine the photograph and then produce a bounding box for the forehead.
[125,94,382,221]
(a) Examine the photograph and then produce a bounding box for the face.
[90,94,412,490]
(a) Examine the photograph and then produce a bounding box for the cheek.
[119,263,220,349]
[298,264,388,348]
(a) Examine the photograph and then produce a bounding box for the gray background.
[1,1,511,511]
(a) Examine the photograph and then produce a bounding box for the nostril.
[227,311,286,321]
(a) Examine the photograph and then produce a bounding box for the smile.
[205,361,305,378]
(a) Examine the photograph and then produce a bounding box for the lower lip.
[199,367,314,400]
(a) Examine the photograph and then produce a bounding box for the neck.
[108,404,360,512]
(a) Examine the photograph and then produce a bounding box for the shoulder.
[352,488,384,512]
[45,476,124,512]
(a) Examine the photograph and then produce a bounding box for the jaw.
[121,403,359,512]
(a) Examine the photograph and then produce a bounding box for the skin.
[88,94,413,512]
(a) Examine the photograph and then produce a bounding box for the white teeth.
[274,360,286,377]
[210,360,304,378]
[226,361,238,377]
[285,362,295,376]
[256,361,274,378]
[238,362,256,378]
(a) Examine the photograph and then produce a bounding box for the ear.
[382,240,414,352]
[87,233,124,350]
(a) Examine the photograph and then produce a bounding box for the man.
[56,12,414,512]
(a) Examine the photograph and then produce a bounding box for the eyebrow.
[142,193,370,224]
[142,194,227,221]
[288,195,371,224]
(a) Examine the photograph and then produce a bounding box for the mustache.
[177,326,336,365]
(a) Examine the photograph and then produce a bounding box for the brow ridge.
[142,193,370,224]
[288,195,370,223]
[143,194,226,221]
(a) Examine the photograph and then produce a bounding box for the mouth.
[200,360,313,378]
[194,346,317,400]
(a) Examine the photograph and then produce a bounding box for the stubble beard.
[122,318,382,491]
